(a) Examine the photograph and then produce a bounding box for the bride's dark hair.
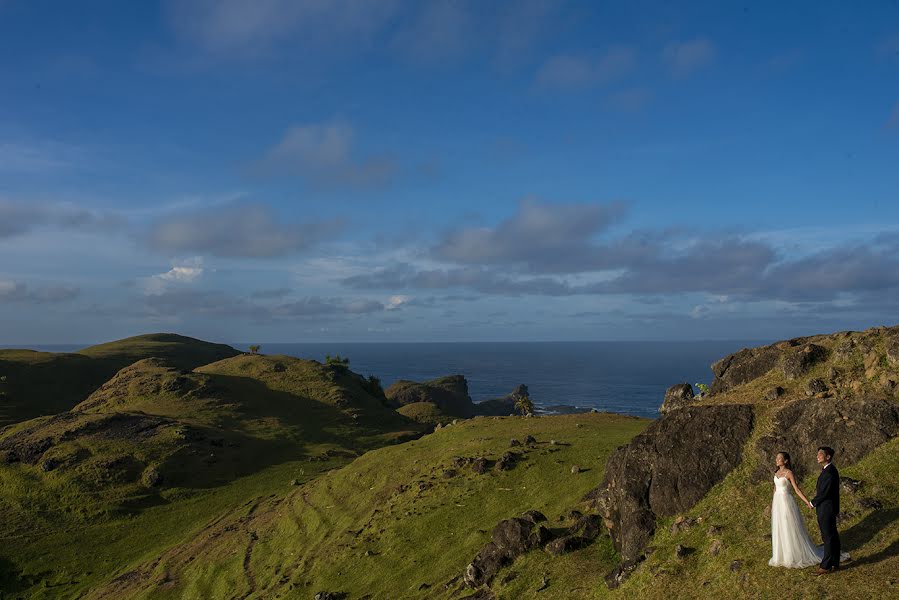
[775,451,792,472]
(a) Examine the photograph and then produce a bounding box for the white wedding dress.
[769,474,828,568]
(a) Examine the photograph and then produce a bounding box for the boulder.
[670,516,696,535]
[463,513,550,587]
[519,510,547,525]
[545,535,583,556]
[659,383,695,414]
[755,396,899,481]
[781,344,827,380]
[805,378,828,396]
[385,375,475,418]
[141,466,163,487]
[841,478,862,494]
[586,404,754,562]
[471,457,490,474]
[495,452,518,471]
[710,345,781,393]
[765,386,785,401]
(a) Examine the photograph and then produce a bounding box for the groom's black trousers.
[816,502,841,569]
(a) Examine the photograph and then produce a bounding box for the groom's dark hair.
[818,446,835,460]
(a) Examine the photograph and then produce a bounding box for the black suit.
[810,463,841,569]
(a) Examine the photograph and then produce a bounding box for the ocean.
[236,341,761,419]
[12,340,763,419]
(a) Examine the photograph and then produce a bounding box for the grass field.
[84,413,649,599]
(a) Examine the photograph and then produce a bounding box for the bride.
[769,451,839,568]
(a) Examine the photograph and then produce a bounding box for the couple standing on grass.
[769,446,850,575]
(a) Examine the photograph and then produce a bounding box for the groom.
[806,446,841,575]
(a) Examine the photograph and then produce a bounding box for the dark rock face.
[604,555,645,589]
[588,404,754,562]
[473,384,530,416]
[463,514,550,587]
[659,383,695,414]
[545,514,603,556]
[781,344,827,380]
[710,346,781,393]
[755,396,899,482]
[384,375,475,418]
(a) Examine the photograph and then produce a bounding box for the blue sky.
[1,0,898,344]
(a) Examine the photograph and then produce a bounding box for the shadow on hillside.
[840,508,899,564]
[843,538,899,570]
[202,372,422,444]
[0,556,40,594]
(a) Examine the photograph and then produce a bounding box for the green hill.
[0,353,423,597]
[0,333,241,428]
[85,412,647,599]
[2,327,897,599]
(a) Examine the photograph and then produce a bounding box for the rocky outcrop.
[755,395,899,481]
[781,343,828,380]
[463,511,550,587]
[385,375,475,418]
[473,384,530,416]
[659,383,694,414]
[587,404,754,562]
[710,346,781,393]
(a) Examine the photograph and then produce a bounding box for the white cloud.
[156,266,204,283]
[147,204,344,258]
[386,294,411,310]
[142,258,206,294]
[253,120,396,188]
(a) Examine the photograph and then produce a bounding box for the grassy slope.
[603,330,899,600]
[86,413,648,599]
[0,333,241,428]
[0,353,423,598]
